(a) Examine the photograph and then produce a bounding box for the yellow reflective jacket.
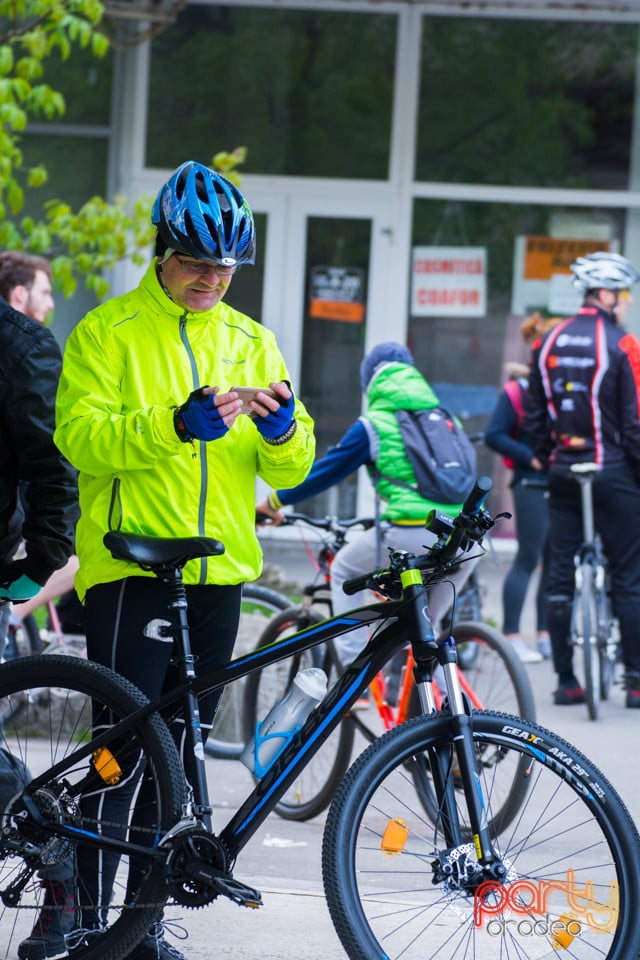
[55,262,315,599]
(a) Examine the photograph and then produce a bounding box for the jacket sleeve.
[55,321,184,476]
[8,330,78,584]
[617,333,640,483]
[484,389,533,469]
[255,394,316,490]
[522,346,554,468]
[270,420,370,507]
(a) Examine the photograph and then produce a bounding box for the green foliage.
[0,0,246,301]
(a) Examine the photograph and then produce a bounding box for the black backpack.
[375,407,477,505]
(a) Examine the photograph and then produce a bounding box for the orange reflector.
[550,913,578,950]
[92,747,122,785]
[380,817,409,856]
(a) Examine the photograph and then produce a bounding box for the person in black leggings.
[36,161,315,960]
[526,251,640,708]
[75,578,241,936]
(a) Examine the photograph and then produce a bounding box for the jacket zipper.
[180,314,208,584]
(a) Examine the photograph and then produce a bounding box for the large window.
[417,18,637,190]
[147,4,396,178]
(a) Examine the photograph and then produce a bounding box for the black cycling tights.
[77,576,241,927]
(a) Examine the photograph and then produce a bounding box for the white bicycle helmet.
[570,251,640,292]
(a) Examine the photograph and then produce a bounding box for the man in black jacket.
[525,251,640,708]
[0,296,78,654]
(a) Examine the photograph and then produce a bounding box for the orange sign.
[309,298,364,322]
[523,237,610,281]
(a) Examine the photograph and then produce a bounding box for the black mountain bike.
[0,478,638,960]
[246,512,534,822]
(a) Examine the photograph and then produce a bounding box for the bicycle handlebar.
[256,511,375,533]
[342,475,496,597]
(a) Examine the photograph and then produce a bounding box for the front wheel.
[405,622,535,835]
[0,655,187,960]
[243,607,355,821]
[322,710,640,960]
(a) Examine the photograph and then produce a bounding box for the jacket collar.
[139,260,222,324]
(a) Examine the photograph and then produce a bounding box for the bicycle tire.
[322,710,640,960]
[0,654,187,960]
[596,583,616,701]
[407,621,535,833]
[243,607,356,821]
[0,613,44,730]
[204,582,290,759]
[436,621,535,719]
[577,563,600,720]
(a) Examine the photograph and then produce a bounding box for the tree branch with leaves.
[0,0,246,300]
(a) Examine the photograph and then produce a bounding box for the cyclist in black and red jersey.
[525,251,640,708]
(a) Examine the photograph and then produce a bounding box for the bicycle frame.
[22,548,500,882]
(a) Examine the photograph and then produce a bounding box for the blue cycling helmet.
[152,161,256,266]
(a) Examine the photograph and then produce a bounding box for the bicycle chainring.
[164,828,230,908]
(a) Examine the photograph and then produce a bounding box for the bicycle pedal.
[210,873,263,909]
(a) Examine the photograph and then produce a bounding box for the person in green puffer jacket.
[257,341,479,670]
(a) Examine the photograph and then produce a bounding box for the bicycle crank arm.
[187,863,263,908]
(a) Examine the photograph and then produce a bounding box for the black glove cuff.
[173,406,195,443]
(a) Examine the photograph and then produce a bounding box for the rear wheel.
[243,608,355,821]
[596,578,617,701]
[0,655,186,960]
[204,583,290,759]
[576,564,600,720]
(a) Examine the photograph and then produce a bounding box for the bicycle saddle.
[103,531,225,570]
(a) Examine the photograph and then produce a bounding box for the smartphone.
[231,386,278,416]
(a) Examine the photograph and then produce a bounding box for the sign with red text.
[411,247,486,317]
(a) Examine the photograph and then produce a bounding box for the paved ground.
[169,530,640,959]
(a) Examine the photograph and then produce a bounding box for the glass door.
[298,215,372,518]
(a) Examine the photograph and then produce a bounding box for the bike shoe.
[624,673,640,709]
[17,881,75,960]
[126,922,188,960]
[553,679,585,706]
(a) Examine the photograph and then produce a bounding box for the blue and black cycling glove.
[253,391,296,443]
[174,387,229,442]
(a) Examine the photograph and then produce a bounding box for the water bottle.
[241,667,328,777]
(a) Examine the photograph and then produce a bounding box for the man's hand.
[252,382,296,442]
[255,498,285,526]
[174,386,243,442]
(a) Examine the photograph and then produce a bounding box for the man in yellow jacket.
[46,161,314,960]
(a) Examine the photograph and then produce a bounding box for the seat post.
[163,566,195,678]
[161,564,213,824]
